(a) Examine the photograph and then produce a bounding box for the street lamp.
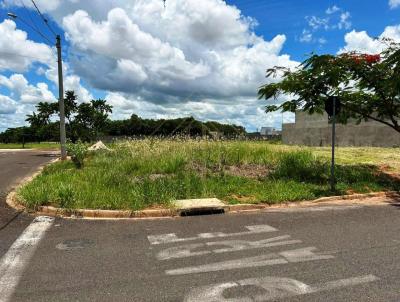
[7,12,67,160]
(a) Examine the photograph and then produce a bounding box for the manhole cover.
[56,239,95,251]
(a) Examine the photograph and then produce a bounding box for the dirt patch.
[379,165,400,182]
[188,162,270,179]
[224,164,270,179]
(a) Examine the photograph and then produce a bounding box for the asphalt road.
[0,150,58,258]
[1,150,400,301]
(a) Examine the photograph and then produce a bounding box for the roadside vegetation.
[18,139,400,211]
[0,142,59,150]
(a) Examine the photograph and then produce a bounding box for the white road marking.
[157,235,301,260]
[184,274,379,301]
[147,224,277,245]
[0,216,54,302]
[166,247,334,275]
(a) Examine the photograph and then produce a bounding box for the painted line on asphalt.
[184,274,379,301]
[147,224,278,245]
[166,247,334,275]
[0,216,54,302]
[157,235,302,260]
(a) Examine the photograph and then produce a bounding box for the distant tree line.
[0,91,246,144]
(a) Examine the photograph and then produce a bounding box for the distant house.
[282,111,400,147]
[260,127,281,136]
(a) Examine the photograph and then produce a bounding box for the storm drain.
[173,198,226,216]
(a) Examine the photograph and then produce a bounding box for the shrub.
[272,150,329,184]
[67,141,88,168]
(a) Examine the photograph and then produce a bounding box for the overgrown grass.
[18,139,400,210]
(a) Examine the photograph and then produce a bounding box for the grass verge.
[18,140,400,211]
[0,142,59,150]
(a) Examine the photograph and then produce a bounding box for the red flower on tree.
[350,54,381,65]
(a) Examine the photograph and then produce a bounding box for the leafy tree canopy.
[258,39,400,132]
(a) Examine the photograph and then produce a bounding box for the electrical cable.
[20,0,42,38]
[0,50,55,62]
[11,15,53,45]
[30,0,57,37]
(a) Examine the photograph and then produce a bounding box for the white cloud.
[306,16,330,31]
[106,92,293,131]
[326,5,340,15]
[0,74,57,131]
[338,12,352,30]
[339,25,400,54]
[302,5,352,45]
[0,95,17,114]
[389,0,400,9]
[0,20,53,72]
[2,0,300,131]
[0,74,56,104]
[300,29,313,43]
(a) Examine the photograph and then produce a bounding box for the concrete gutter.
[7,190,400,220]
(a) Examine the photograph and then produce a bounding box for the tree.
[258,40,400,133]
[74,99,113,141]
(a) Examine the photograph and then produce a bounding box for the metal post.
[330,98,336,191]
[56,35,67,160]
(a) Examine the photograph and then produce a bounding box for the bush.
[272,150,329,184]
[67,141,88,168]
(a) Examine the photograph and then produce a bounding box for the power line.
[0,50,54,62]
[19,0,42,37]
[13,14,53,44]
[30,0,57,37]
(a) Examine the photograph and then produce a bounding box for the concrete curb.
[226,191,400,213]
[8,188,400,220]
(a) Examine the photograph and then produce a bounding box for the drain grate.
[179,208,225,217]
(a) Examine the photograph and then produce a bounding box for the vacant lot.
[19,140,400,210]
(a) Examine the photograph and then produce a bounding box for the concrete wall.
[282,112,400,147]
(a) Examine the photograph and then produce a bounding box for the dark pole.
[330,98,336,191]
[56,35,67,160]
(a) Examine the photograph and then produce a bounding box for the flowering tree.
[258,40,400,133]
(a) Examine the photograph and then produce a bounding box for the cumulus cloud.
[0,74,57,130]
[0,95,17,114]
[61,3,298,101]
[0,74,56,104]
[3,0,300,131]
[0,20,53,72]
[106,92,292,131]
[339,25,400,54]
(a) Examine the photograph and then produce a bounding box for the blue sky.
[0,0,399,132]
[228,0,400,59]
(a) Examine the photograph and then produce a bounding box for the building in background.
[282,111,400,147]
[260,127,281,137]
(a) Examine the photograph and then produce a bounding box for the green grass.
[18,140,400,211]
[0,142,59,150]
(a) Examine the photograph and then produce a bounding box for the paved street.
[1,151,400,301]
[0,150,58,259]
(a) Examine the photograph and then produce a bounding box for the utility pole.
[330,97,336,192]
[7,10,67,160]
[56,35,67,160]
